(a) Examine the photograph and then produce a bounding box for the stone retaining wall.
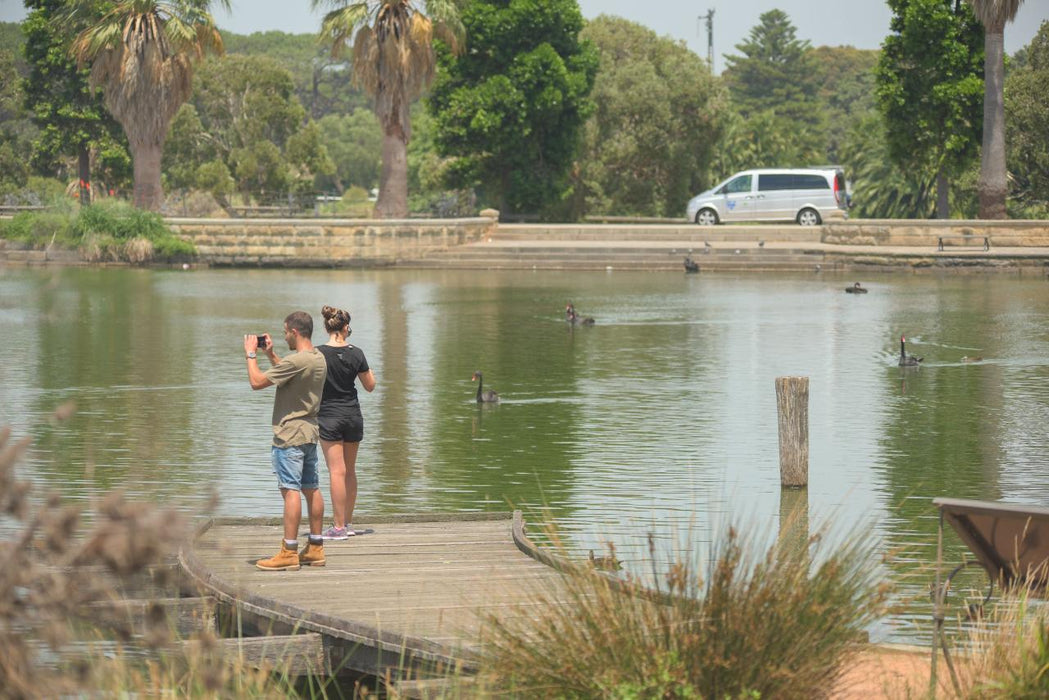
[823,220,1049,247]
[167,215,498,267]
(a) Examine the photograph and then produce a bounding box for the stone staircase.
[398,224,836,271]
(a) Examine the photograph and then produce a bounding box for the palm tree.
[313,0,463,218]
[64,0,229,211]
[968,0,1025,219]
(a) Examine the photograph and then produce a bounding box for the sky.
[1,0,1047,74]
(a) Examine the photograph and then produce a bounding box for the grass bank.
[0,199,195,264]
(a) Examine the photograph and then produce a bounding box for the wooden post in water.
[778,486,810,563]
[776,376,809,487]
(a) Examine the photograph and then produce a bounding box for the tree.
[967,0,1025,219]
[164,53,335,206]
[63,0,230,211]
[0,47,34,194]
[577,15,725,217]
[876,0,984,218]
[840,113,937,218]
[1005,21,1049,216]
[722,10,824,161]
[428,0,597,218]
[315,111,382,194]
[219,29,368,120]
[809,46,879,165]
[22,0,127,205]
[313,0,464,219]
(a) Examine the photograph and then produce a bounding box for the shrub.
[0,200,196,263]
[477,523,889,699]
[950,591,1049,698]
[0,418,306,697]
[74,199,171,241]
[0,210,76,246]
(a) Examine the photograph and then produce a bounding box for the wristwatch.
[246,351,257,359]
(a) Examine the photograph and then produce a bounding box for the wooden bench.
[937,235,989,251]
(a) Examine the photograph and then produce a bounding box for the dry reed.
[475,521,890,699]
[0,411,317,698]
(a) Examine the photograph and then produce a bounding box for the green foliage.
[0,199,195,262]
[724,10,821,123]
[841,113,936,219]
[712,110,824,183]
[0,48,34,193]
[315,111,382,194]
[722,10,824,162]
[809,46,879,165]
[429,0,598,218]
[219,29,366,119]
[1005,21,1049,216]
[577,16,727,218]
[21,1,129,193]
[875,0,984,215]
[168,54,333,204]
[477,523,887,698]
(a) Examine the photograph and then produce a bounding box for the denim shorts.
[271,443,319,491]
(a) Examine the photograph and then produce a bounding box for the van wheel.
[797,208,821,226]
[695,209,719,226]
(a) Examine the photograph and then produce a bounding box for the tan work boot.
[299,540,326,567]
[256,542,301,571]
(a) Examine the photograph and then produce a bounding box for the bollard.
[776,376,809,487]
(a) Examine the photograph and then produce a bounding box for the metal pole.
[930,510,943,695]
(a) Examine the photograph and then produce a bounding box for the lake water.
[3,265,1049,644]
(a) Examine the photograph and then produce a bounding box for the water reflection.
[3,267,1049,643]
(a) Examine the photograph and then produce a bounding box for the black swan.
[899,335,923,367]
[588,549,622,571]
[472,371,499,403]
[845,282,868,294]
[565,302,595,326]
[683,256,700,273]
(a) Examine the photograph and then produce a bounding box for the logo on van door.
[727,200,736,210]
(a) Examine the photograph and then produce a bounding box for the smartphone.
[255,334,269,349]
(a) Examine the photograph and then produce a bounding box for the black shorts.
[318,409,364,443]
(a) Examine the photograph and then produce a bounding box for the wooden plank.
[179,512,581,677]
[182,633,326,676]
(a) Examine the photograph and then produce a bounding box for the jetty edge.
[178,510,588,683]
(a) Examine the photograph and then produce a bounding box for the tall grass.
[949,590,1049,698]
[476,523,890,699]
[0,199,195,263]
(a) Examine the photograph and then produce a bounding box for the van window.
[758,174,794,191]
[718,174,752,194]
[795,174,830,190]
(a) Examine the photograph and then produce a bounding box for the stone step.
[434,246,816,259]
[494,224,824,243]
[399,250,837,271]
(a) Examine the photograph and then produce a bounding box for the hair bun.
[321,305,336,319]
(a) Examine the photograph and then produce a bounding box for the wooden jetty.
[178,511,572,682]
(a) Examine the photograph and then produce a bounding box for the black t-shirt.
[317,344,370,413]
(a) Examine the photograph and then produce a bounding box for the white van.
[686,168,849,225]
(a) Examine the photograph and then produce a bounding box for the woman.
[317,305,376,540]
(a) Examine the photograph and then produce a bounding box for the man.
[244,311,328,571]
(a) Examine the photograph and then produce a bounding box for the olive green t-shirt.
[264,349,327,447]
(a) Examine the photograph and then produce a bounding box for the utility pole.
[699,9,715,73]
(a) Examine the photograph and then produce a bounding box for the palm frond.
[423,0,464,53]
[320,3,371,58]
[966,0,1025,28]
